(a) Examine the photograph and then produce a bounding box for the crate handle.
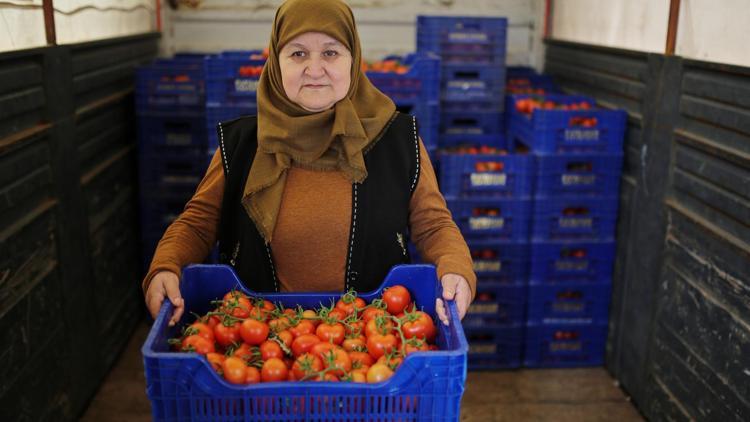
[451,117,479,126]
[562,207,590,216]
[565,161,593,172]
[453,71,480,80]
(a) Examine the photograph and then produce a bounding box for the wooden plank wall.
[0,34,158,420]
[545,41,750,420]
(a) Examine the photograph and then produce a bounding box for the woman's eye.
[323,50,339,57]
[290,51,306,58]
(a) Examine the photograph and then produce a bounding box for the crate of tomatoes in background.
[142,264,468,421]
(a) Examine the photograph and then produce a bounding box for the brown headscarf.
[243,0,396,242]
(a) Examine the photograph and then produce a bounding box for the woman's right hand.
[145,271,184,326]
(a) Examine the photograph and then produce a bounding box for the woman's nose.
[305,57,325,78]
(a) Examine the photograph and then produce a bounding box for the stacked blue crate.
[136,55,212,271]
[417,16,508,150]
[438,151,534,369]
[506,93,626,367]
[204,50,266,151]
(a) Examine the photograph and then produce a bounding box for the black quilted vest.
[216,112,420,292]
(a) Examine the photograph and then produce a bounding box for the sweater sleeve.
[409,139,477,299]
[141,148,225,294]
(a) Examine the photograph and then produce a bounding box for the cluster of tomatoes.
[171,285,438,385]
[514,97,594,115]
[507,78,549,95]
[361,59,410,74]
[471,207,501,217]
[471,248,498,260]
[237,65,264,77]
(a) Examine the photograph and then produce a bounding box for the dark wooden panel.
[622,123,644,177]
[0,54,46,140]
[681,68,750,110]
[643,373,691,422]
[75,99,134,173]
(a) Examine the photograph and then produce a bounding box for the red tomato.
[365,317,394,338]
[349,351,374,368]
[310,342,337,359]
[367,333,399,359]
[328,308,347,321]
[335,295,366,316]
[382,285,411,315]
[206,352,225,372]
[214,321,241,348]
[181,334,215,354]
[222,294,252,319]
[269,316,292,332]
[289,320,316,338]
[245,366,261,384]
[377,354,404,370]
[185,322,215,342]
[342,336,366,352]
[239,319,270,345]
[301,309,320,326]
[291,333,321,357]
[259,340,284,360]
[362,307,387,323]
[275,330,294,349]
[366,363,394,383]
[292,353,323,380]
[344,318,365,336]
[230,343,255,362]
[316,322,346,345]
[222,357,248,385]
[261,358,289,382]
[349,370,367,383]
[319,348,352,377]
[402,311,437,343]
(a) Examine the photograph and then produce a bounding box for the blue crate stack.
[366,53,441,153]
[417,16,508,150]
[506,88,628,367]
[204,50,266,151]
[416,16,529,369]
[135,55,212,271]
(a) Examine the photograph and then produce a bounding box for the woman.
[143,0,475,328]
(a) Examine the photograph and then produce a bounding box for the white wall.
[677,0,750,68]
[0,0,156,53]
[550,0,669,53]
[0,0,47,53]
[54,0,156,45]
[160,0,545,67]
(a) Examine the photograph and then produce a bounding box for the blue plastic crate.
[137,111,208,148]
[529,240,616,284]
[142,264,468,422]
[138,146,211,191]
[465,324,523,370]
[206,104,257,150]
[446,196,531,241]
[531,196,619,240]
[442,63,505,103]
[139,191,193,237]
[524,322,607,368]
[508,94,627,154]
[535,153,623,197]
[526,282,612,324]
[417,16,507,65]
[468,239,529,284]
[136,58,206,111]
[439,109,505,149]
[367,53,441,105]
[464,282,527,327]
[205,50,266,107]
[439,152,534,197]
[506,66,559,94]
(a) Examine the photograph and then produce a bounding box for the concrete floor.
[82,320,643,422]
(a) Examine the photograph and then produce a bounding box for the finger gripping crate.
[366,53,441,104]
[508,94,627,154]
[446,197,532,241]
[529,240,616,283]
[142,264,468,421]
[205,50,266,107]
[439,152,534,198]
[535,153,624,197]
[524,322,607,368]
[531,196,619,240]
[526,282,612,324]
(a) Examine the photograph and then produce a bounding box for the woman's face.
[279,32,352,112]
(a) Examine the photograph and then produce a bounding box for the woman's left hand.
[435,273,472,326]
